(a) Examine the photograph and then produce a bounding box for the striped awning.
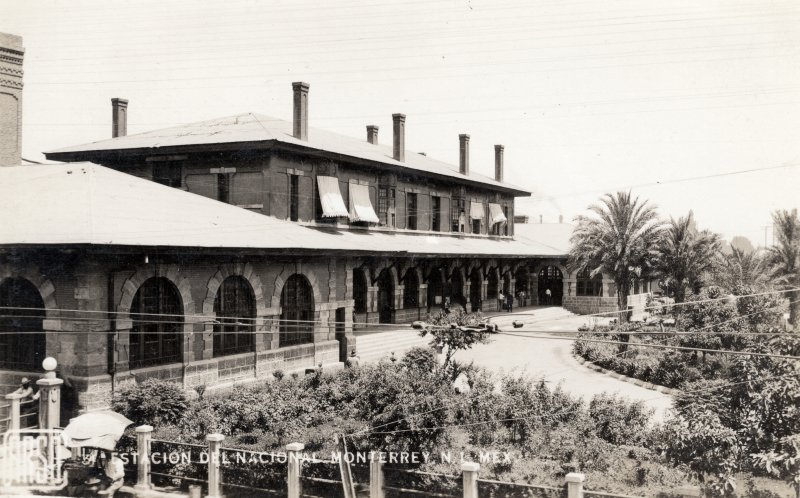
[316,176,349,218]
[489,203,507,225]
[469,202,484,220]
[349,183,379,223]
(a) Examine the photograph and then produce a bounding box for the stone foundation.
[562,295,619,316]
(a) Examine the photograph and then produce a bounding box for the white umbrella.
[61,411,133,451]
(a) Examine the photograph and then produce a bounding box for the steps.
[356,329,432,363]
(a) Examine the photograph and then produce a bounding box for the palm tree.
[656,211,721,303]
[713,246,768,291]
[569,191,663,322]
[767,209,800,328]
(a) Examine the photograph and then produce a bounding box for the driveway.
[453,310,673,423]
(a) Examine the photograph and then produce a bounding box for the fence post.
[134,425,153,491]
[206,433,225,498]
[37,358,63,431]
[4,394,21,432]
[565,473,585,498]
[286,442,305,498]
[369,458,385,498]
[461,462,480,498]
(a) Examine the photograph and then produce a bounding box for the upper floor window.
[152,161,182,188]
[503,206,510,235]
[290,174,300,221]
[451,196,466,232]
[431,196,441,232]
[470,202,485,235]
[406,192,418,230]
[378,187,396,227]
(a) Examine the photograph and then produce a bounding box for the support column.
[461,462,479,498]
[135,425,153,491]
[206,433,225,498]
[370,458,385,498]
[286,442,305,498]
[565,472,585,498]
[37,360,63,431]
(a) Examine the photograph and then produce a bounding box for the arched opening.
[427,269,443,309]
[469,268,482,312]
[502,274,511,295]
[577,269,603,297]
[353,268,368,314]
[538,266,564,306]
[487,270,498,301]
[403,271,419,309]
[515,267,530,306]
[213,276,255,357]
[280,274,315,347]
[449,270,465,308]
[377,270,394,324]
[130,277,183,368]
[0,278,46,371]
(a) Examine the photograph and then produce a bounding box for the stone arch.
[0,266,58,319]
[118,264,194,318]
[202,262,266,316]
[371,263,399,289]
[483,258,499,279]
[271,266,323,311]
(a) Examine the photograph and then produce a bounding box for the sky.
[3,0,799,247]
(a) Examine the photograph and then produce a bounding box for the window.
[378,187,396,226]
[152,161,182,188]
[472,219,481,234]
[280,274,314,347]
[431,196,441,232]
[130,277,182,368]
[503,206,509,235]
[0,278,45,371]
[451,196,465,232]
[404,271,419,308]
[406,192,418,230]
[217,174,230,204]
[289,175,299,221]
[576,269,603,297]
[213,276,255,357]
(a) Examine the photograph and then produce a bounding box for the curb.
[572,354,680,395]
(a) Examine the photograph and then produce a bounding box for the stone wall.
[562,295,619,316]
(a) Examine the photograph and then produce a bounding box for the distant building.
[1,76,652,412]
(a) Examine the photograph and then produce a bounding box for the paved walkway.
[453,309,673,422]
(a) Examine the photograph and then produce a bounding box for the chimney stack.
[392,114,405,162]
[367,125,379,145]
[494,144,504,182]
[292,82,309,141]
[0,32,23,166]
[111,98,128,138]
[459,134,470,175]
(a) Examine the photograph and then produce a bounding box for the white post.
[4,394,21,432]
[135,425,153,490]
[206,433,225,498]
[370,458,385,498]
[286,442,305,498]
[461,462,479,498]
[565,472,585,498]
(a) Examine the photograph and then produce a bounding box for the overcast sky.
[3,0,799,246]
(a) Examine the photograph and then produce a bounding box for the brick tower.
[0,32,24,166]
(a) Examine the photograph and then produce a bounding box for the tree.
[767,209,800,328]
[713,247,768,291]
[655,211,721,303]
[729,236,755,255]
[569,191,663,322]
[421,309,491,368]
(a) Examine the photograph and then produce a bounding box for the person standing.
[497,291,505,311]
[506,292,513,313]
[545,288,552,305]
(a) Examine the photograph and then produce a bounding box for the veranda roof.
[0,163,568,258]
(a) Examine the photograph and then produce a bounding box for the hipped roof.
[0,163,566,258]
[45,113,530,196]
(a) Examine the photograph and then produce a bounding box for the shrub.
[112,378,190,426]
[588,393,654,446]
[401,346,437,372]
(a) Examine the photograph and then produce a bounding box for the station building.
[1,69,651,412]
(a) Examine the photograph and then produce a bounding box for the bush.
[112,378,190,426]
[401,346,437,372]
[589,393,654,446]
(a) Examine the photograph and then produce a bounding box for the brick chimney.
[392,114,405,162]
[367,125,379,144]
[494,144,504,182]
[111,98,128,138]
[459,134,470,175]
[0,32,24,166]
[292,81,309,141]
